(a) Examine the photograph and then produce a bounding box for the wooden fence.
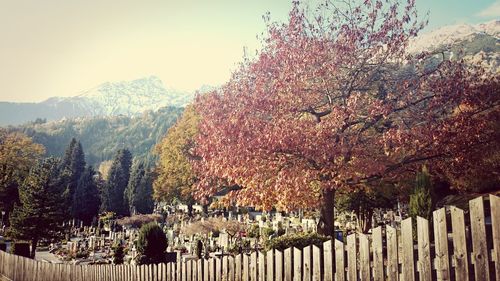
[0,194,499,281]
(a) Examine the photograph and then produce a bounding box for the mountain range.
[0,76,210,126]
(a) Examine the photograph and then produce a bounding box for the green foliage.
[247,224,260,238]
[0,129,45,223]
[72,166,100,225]
[60,138,86,216]
[8,157,65,258]
[112,243,125,265]
[101,149,132,216]
[261,227,275,239]
[126,162,154,214]
[336,183,397,233]
[264,232,329,252]
[409,166,433,221]
[16,107,183,167]
[136,222,167,264]
[10,242,30,258]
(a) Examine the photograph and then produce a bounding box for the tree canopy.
[154,105,200,204]
[8,158,65,258]
[192,0,499,235]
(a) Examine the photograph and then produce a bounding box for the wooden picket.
[0,195,498,281]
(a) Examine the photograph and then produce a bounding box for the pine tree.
[72,166,101,226]
[409,165,433,221]
[126,162,154,215]
[101,149,132,216]
[8,158,65,258]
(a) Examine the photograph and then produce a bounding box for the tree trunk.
[318,188,335,237]
[30,238,38,259]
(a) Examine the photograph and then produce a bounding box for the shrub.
[136,222,167,264]
[264,232,329,252]
[409,166,433,221]
[112,243,124,264]
[261,227,275,239]
[247,224,260,238]
[10,242,31,258]
[0,243,6,252]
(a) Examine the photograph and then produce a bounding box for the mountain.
[10,106,183,167]
[409,20,499,71]
[0,76,196,126]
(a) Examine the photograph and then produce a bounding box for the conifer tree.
[72,166,100,225]
[101,149,132,216]
[409,166,434,221]
[8,158,65,258]
[126,162,154,214]
[60,138,86,216]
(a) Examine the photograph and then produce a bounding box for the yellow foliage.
[154,105,200,203]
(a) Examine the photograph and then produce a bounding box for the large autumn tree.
[193,0,499,236]
[0,129,45,225]
[154,105,200,205]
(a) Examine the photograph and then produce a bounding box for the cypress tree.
[72,166,100,225]
[8,158,65,258]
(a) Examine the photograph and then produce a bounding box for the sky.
[0,0,498,102]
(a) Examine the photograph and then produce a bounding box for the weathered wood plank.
[401,218,415,281]
[433,208,451,281]
[275,250,283,281]
[243,254,250,281]
[267,250,274,281]
[334,239,345,281]
[372,227,384,281]
[216,257,222,281]
[323,240,333,281]
[284,247,292,281]
[359,233,370,281]
[470,196,490,281]
[346,234,357,281]
[228,255,235,281]
[223,256,228,281]
[417,216,432,281]
[450,206,469,281]
[386,225,399,281]
[490,194,500,281]
[235,254,242,281]
[312,245,321,281]
[293,247,302,281]
[303,245,312,281]
[250,252,258,281]
[258,251,266,281]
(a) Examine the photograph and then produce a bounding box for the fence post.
[346,233,357,281]
[433,208,451,281]
[359,233,370,281]
[490,194,500,281]
[470,196,490,281]
[386,225,399,281]
[417,217,432,281]
[293,247,302,281]
[450,206,470,281]
[401,218,415,281]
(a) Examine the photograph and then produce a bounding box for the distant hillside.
[9,106,183,167]
[0,76,200,126]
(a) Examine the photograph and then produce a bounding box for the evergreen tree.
[60,138,86,216]
[136,222,167,264]
[8,158,65,258]
[126,162,154,214]
[409,166,434,221]
[101,149,132,216]
[72,166,101,225]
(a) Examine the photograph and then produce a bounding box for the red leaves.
[190,0,499,211]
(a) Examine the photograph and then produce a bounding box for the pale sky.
[0,0,498,102]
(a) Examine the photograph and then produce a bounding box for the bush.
[261,227,275,239]
[10,242,30,258]
[247,224,259,238]
[409,166,433,221]
[0,243,6,252]
[112,243,124,264]
[264,232,329,252]
[136,222,167,264]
